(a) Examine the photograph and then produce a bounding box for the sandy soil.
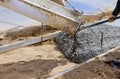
[0,41,76,79]
[79,11,112,24]
[57,47,120,79]
[0,25,57,46]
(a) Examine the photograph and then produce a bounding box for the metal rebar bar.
[101,32,104,51]
[80,16,120,31]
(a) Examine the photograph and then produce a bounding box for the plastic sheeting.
[0,6,40,31]
[66,0,117,13]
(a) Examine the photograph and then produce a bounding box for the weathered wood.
[0,31,62,54]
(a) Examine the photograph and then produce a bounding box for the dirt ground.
[0,41,76,79]
[57,47,120,79]
[79,11,112,24]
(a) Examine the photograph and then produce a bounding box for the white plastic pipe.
[0,0,80,33]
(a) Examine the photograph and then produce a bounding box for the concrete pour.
[56,24,120,63]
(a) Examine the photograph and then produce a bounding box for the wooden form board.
[0,31,62,54]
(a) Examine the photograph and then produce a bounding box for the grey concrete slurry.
[56,24,120,63]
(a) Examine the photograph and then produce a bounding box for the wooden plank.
[0,31,61,54]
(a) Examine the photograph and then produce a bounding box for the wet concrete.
[56,24,120,63]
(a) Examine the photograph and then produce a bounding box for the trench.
[56,24,120,63]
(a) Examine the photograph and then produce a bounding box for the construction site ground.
[1,36,120,79]
[0,26,76,79]
[0,25,120,79]
[0,13,120,79]
[57,47,120,79]
[1,1,120,79]
[0,41,76,79]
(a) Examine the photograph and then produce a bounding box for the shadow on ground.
[0,58,67,79]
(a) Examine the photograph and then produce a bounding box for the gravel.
[56,24,120,63]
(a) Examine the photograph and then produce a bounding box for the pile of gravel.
[56,24,120,63]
